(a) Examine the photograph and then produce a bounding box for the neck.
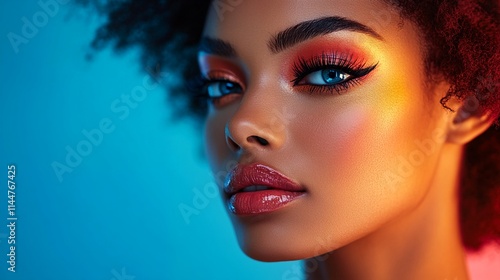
[306,144,470,280]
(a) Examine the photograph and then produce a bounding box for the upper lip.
[224,163,306,195]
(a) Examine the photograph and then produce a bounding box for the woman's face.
[200,0,451,261]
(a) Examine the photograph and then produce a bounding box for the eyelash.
[290,52,378,94]
[191,52,378,104]
[186,74,220,98]
[186,74,242,108]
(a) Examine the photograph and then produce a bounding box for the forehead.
[201,0,425,81]
[203,0,401,43]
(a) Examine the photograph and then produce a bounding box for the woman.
[86,0,500,279]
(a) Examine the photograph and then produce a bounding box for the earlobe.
[446,97,495,144]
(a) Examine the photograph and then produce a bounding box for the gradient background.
[0,2,301,279]
[1,2,499,280]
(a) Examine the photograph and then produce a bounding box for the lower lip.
[228,190,305,215]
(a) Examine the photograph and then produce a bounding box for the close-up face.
[201,0,454,261]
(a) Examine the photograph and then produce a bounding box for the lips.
[224,163,306,215]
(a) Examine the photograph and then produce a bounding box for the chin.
[235,227,345,262]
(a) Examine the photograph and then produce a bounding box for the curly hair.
[80,0,500,251]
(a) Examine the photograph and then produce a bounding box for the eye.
[207,80,243,98]
[299,68,351,86]
[290,53,378,94]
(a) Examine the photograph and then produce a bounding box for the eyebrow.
[199,16,383,57]
[199,37,237,57]
[268,16,383,53]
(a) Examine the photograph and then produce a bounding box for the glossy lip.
[224,163,306,215]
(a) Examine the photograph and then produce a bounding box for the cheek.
[293,104,392,211]
[304,64,434,196]
[288,79,441,248]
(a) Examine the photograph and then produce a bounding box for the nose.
[225,102,287,153]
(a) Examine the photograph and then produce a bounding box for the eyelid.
[293,51,376,75]
[288,52,378,95]
[198,54,247,84]
[296,69,352,86]
[205,70,245,88]
[201,70,245,109]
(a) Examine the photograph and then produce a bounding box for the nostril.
[247,136,269,146]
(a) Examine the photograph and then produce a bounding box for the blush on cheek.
[290,103,375,205]
[312,103,404,200]
[288,104,398,249]
[323,105,374,167]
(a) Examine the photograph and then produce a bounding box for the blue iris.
[321,69,347,84]
[207,81,242,98]
[302,69,350,85]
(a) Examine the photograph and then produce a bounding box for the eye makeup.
[290,52,378,94]
[202,71,244,108]
[285,39,378,95]
[194,54,246,108]
[194,39,378,108]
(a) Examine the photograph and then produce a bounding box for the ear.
[446,96,495,144]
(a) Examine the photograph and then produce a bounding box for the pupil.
[217,81,242,96]
[322,69,344,84]
[220,82,235,94]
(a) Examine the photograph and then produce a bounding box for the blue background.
[0,2,301,279]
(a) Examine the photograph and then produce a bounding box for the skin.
[200,0,494,279]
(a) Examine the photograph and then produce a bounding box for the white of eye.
[303,69,351,85]
[207,81,242,98]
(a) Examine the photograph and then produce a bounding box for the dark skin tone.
[200,1,494,279]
